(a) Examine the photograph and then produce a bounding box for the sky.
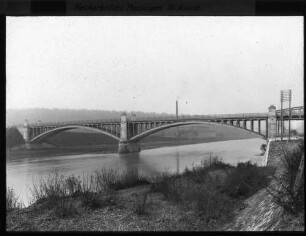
[6,16,304,115]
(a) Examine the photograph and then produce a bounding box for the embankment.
[223,139,304,231]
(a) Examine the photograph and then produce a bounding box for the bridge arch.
[30,125,120,143]
[129,121,266,142]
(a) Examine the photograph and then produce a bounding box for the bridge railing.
[133,113,268,121]
[29,118,121,127]
[276,106,304,117]
[276,106,304,113]
[19,106,303,127]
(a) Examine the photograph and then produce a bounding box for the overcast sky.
[6,16,303,115]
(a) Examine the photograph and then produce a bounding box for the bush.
[260,144,267,155]
[267,141,304,214]
[29,167,150,212]
[152,159,270,204]
[30,172,80,217]
[223,161,270,198]
[149,160,239,230]
[79,173,103,210]
[151,175,183,203]
[6,187,23,211]
[92,166,149,191]
[65,176,82,197]
[182,157,231,184]
[30,172,68,208]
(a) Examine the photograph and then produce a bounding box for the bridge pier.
[118,141,140,153]
[118,112,140,153]
[17,120,32,149]
[267,105,277,138]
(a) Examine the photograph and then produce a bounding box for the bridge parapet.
[133,113,269,122]
[25,118,122,127]
[276,106,304,119]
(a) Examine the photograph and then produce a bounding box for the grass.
[134,192,149,215]
[6,187,24,212]
[150,156,273,229]
[7,156,274,230]
[27,165,151,217]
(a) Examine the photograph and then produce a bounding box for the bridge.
[16,105,304,153]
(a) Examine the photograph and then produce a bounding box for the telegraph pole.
[281,91,283,141]
[289,90,292,140]
[280,89,292,141]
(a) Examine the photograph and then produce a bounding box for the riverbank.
[223,139,304,231]
[7,157,274,231]
[7,140,303,231]
[7,136,259,159]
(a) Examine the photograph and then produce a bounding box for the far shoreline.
[6,136,263,159]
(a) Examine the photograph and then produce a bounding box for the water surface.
[6,138,265,206]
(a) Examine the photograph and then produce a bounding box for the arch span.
[30,125,120,143]
[129,121,266,142]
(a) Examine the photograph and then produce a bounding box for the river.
[6,138,265,206]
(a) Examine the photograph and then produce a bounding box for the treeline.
[6,108,172,126]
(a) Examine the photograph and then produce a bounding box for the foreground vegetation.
[7,156,276,231]
[267,140,304,215]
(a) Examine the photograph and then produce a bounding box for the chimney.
[176,100,178,119]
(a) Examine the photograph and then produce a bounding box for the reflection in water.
[6,138,265,206]
[176,151,180,174]
[118,153,140,182]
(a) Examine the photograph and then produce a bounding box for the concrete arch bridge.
[16,105,304,153]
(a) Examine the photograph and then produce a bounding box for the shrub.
[260,144,267,155]
[30,171,68,208]
[79,173,102,210]
[149,159,239,230]
[222,161,270,198]
[150,173,184,203]
[267,141,304,214]
[65,176,82,197]
[92,166,149,191]
[6,187,23,211]
[182,157,231,184]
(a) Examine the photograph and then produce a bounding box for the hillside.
[6,127,25,148]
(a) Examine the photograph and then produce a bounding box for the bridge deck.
[16,106,303,127]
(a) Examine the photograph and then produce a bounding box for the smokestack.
[176,100,178,119]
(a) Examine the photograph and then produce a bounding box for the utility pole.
[280,89,292,141]
[288,90,292,140]
[281,91,283,141]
